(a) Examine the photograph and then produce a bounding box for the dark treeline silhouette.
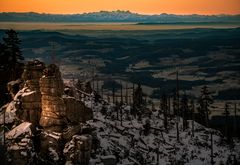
[0,29,24,106]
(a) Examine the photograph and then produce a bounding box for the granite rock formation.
[1,61,94,164]
[64,96,93,124]
[64,134,92,165]
[20,60,45,125]
[39,64,66,130]
[5,122,34,165]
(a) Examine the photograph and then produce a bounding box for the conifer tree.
[223,103,231,143]
[180,94,189,130]
[197,85,213,127]
[143,119,151,136]
[2,29,24,80]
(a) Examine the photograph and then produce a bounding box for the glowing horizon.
[0,0,240,15]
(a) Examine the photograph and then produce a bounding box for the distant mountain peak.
[0,11,239,22]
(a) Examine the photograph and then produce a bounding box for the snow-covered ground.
[83,96,240,165]
[1,85,239,164]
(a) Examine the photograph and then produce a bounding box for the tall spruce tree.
[2,29,24,80]
[223,103,231,143]
[180,94,189,130]
[197,85,213,127]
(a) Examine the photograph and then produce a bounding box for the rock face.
[2,61,94,164]
[64,96,93,123]
[39,130,63,164]
[22,60,45,92]
[63,135,92,165]
[7,79,23,99]
[6,122,34,165]
[20,60,45,125]
[39,64,66,130]
[18,89,41,125]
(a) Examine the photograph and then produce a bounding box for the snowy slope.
[83,96,240,165]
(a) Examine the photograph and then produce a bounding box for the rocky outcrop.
[19,60,45,125]
[39,130,63,164]
[63,134,92,165]
[5,122,34,165]
[7,79,23,99]
[16,88,41,125]
[39,64,66,130]
[63,96,93,123]
[2,61,94,164]
[22,60,45,92]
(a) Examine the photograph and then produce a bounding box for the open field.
[0,22,240,31]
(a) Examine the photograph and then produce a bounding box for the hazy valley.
[0,24,239,101]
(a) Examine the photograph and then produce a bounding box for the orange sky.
[0,0,240,15]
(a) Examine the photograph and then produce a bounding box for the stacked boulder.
[19,60,45,125]
[2,61,94,164]
[5,122,35,165]
[39,64,66,131]
[22,60,45,92]
[63,96,93,124]
[38,64,66,163]
[63,134,92,165]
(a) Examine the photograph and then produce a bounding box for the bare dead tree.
[125,83,128,104]
[190,99,195,137]
[176,71,180,142]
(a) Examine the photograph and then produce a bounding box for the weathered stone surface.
[40,77,64,89]
[42,99,65,109]
[6,122,34,165]
[40,96,66,126]
[41,108,66,118]
[7,79,23,99]
[21,102,41,110]
[4,61,94,165]
[12,88,41,125]
[62,125,82,140]
[22,60,45,91]
[22,60,45,76]
[28,108,41,126]
[40,116,66,127]
[21,91,41,102]
[40,64,66,128]
[39,130,63,163]
[43,64,61,77]
[40,86,63,96]
[25,80,40,92]
[63,97,93,123]
[21,91,41,125]
[63,134,92,165]
[15,60,45,126]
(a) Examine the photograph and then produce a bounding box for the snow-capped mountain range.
[0,10,240,22]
